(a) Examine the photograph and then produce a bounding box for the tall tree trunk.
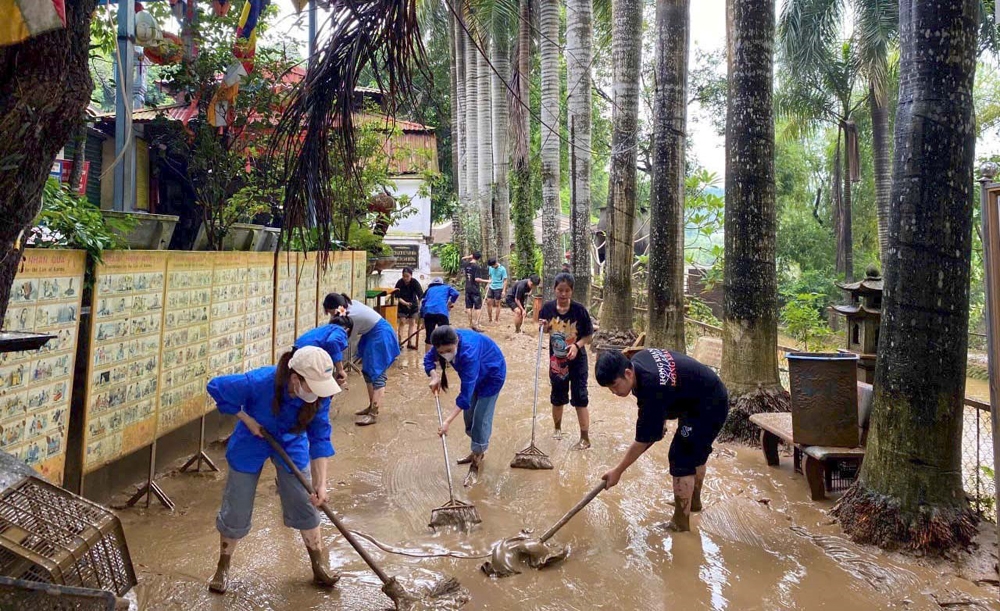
[601,0,643,331]
[540,0,562,299]
[452,16,466,253]
[566,0,593,303]
[492,29,511,265]
[511,0,536,278]
[465,24,480,251]
[842,121,854,282]
[478,45,495,259]
[647,0,688,351]
[870,81,891,267]
[833,131,844,278]
[0,1,96,322]
[720,0,788,443]
[832,0,979,554]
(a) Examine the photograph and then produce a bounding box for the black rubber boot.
[208,554,231,594]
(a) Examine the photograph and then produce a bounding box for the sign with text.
[389,244,419,269]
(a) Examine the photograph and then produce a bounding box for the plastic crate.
[0,477,136,596]
[0,575,119,611]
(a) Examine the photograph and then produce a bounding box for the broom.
[429,392,482,529]
[260,429,467,608]
[510,324,553,470]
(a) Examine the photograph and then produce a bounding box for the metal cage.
[0,575,120,611]
[0,477,136,596]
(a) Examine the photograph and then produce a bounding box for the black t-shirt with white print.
[539,300,594,378]
[631,348,726,444]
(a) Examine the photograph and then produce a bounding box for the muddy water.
[118,327,999,610]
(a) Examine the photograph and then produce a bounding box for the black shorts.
[465,292,482,310]
[504,295,519,311]
[550,352,589,408]
[668,389,729,477]
[398,305,418,319]
[487,288,504,301]
[423,313,449,343]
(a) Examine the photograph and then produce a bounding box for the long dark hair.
[322,292,352,313]
[430,326,459,391]
[274,349,320,434]
[330,315,353,336]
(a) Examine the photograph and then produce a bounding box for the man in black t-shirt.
[595,349,729,532]
[504,274,539,333]
[394,267,424,350]
[539,273,594,450]
[460,251,489,331]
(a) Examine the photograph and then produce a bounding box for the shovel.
[481,480,606,577]
[260,429,468,609]
[510,324,553,470]
[428,393,482,530]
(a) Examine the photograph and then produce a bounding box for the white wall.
[386,177,431,238]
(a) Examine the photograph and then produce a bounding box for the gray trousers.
[216,460,320,539]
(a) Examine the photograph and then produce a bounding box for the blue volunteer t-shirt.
[488,265,508,290]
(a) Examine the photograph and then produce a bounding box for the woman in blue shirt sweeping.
[424,326,506,487]
[322,293,400,426]
[206,346,341,595]
[294,315,353,386]
[420,278,459,352]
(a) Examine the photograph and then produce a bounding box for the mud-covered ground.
[117,325,1000,610]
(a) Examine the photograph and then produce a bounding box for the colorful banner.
[1,249,85,485]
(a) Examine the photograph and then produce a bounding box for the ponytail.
[438,358,450,391]
[274,349,319,434]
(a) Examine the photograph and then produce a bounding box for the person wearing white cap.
[206,346,341,595]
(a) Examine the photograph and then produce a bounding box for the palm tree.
[719,0,789,443]
[477,39,496,258]
[490,7,513,265]
[832,0,979,554]
[778,0,898,270]
[510,0,537,277]
[464,13,481,250]
[540,0,562,299]
[567,0,594,303]
[452,14,468,253]
[646,0,688,351]
[600,0,643,331]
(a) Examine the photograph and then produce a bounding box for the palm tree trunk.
[870,81,891,266]
[492,29,511,265]
[833,131,844,277]
[720,0,788,443]
[511,0,536,277]
[647,0,688,351]
[451,15,466,253]
[566,0,593,303]
[601,0,643,331]
[465,23,480,250]
[478,44,495,259]
[540,0,562,298]
[833,0,979,554]
[842,120,854,282]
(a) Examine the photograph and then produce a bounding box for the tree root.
[718,386,790,445]
[831,483,978,555]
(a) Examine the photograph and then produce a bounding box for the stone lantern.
[831,266,883,383]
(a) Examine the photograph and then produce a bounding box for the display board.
[84,251,167,473]
[244,253,275,370]
[317,251,354,324]
[352,251,367,301]
[295,255,318,337]
[0,250,86,485]
[274,252,299,358]
[207,252,248,381]
[157,253,212,437]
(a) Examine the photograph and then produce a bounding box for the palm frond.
[854,0,897,98]
[267,0,428,263]
[778,0,844,71]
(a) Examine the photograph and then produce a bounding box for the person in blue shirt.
[206,346,341,595]
[322,293,400,426]
[425,326,506,487]
[419,278,459,352]
[485,257,508,324]
[294,315,353,386]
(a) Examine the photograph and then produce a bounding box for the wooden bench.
[749,382,873,501]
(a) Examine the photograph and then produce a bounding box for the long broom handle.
[260,429,392,586]
[433,392,458,503]
[539,481,606,543]
[530,323,544,445]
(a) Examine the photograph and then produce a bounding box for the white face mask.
[440,350,456,363]
[298,389,319,403]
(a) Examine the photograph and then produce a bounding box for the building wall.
[376,176,434,288]
[100,136,149,211]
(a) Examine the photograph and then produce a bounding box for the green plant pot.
[100,211,179,250]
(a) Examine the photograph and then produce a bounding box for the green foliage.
[781,291,833,351]
[684,169,725,266]
[433,243,462,275]
[31,179,133,262]
[686,296,720,327]
[510,246,543,279]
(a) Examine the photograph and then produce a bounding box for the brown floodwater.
[118,327,999,610]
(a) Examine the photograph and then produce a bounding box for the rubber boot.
[456,453,474,465]
[355,404,378,426]
[463,452,484,487]
[354,403,373,416]
[208,554,231,594]
[307,547,340,588]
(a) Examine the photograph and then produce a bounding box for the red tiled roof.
[94,103,199,124]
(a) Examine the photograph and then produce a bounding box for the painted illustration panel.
[274,252,300,358]
[243,252,274,370]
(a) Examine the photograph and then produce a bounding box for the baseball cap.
[289,346,341,397]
